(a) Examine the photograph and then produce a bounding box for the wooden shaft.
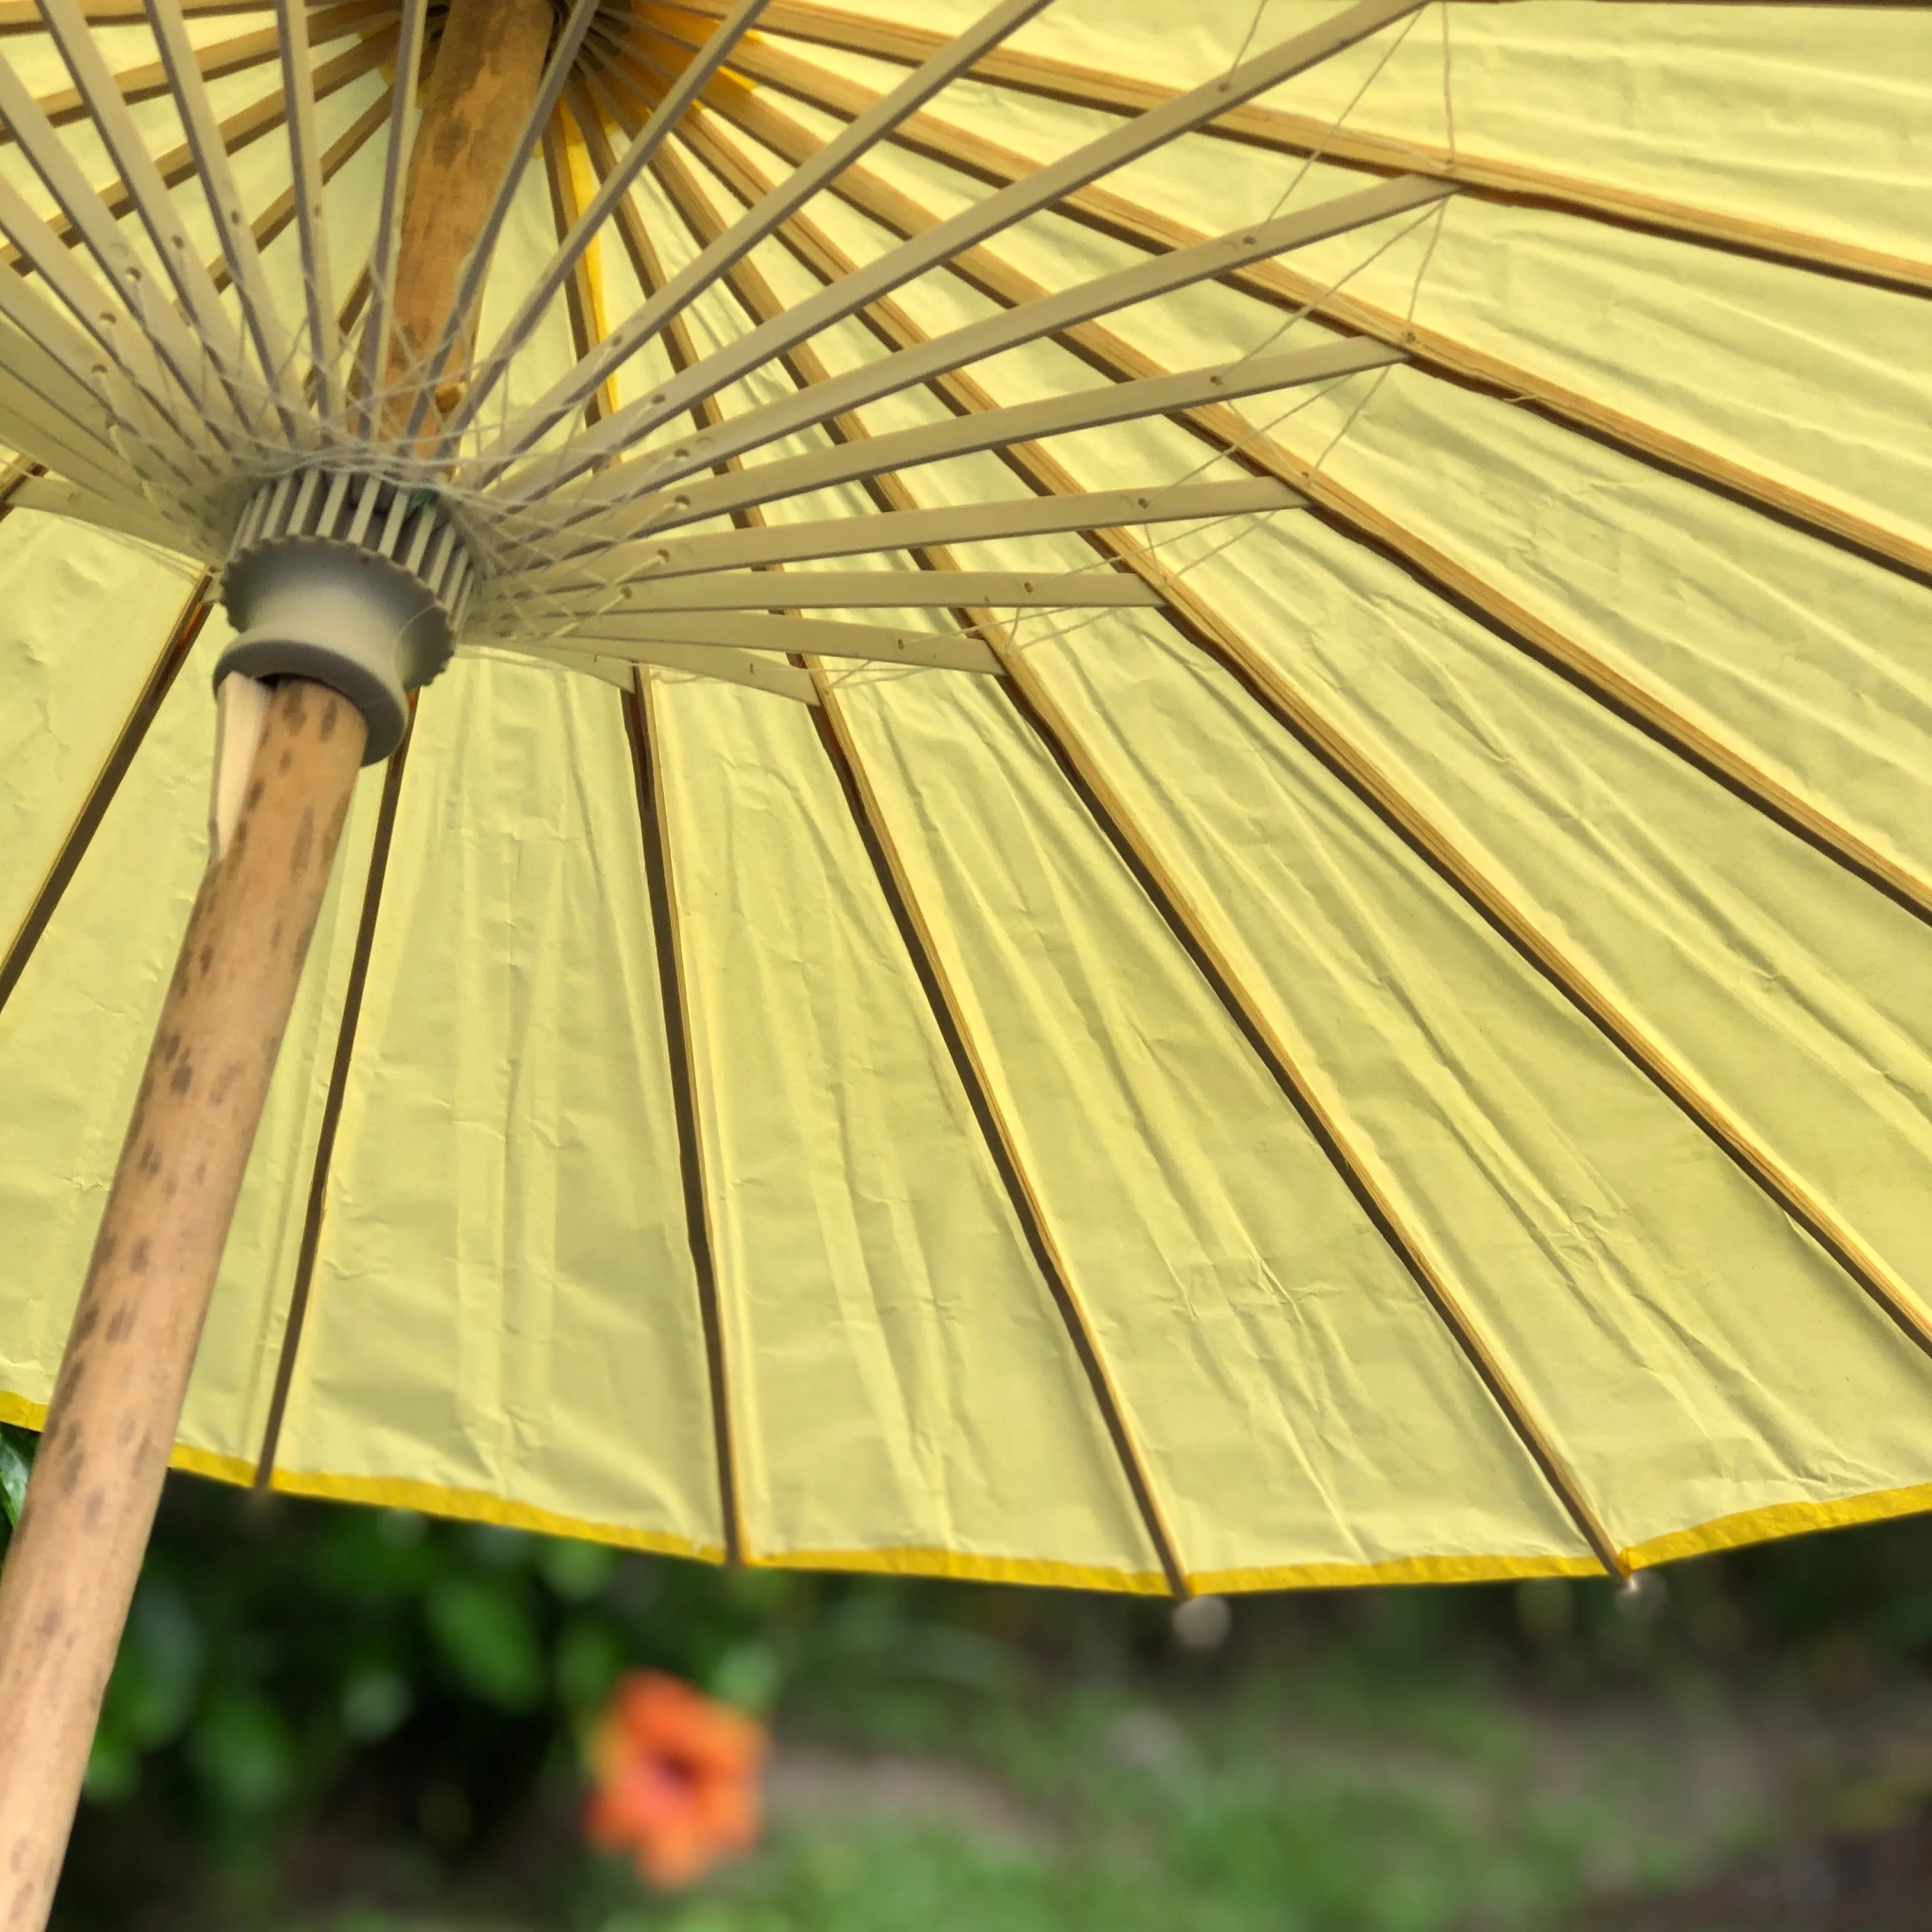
[0,8,560,1922]
[0,682,365,1932]
[375,0,556,434]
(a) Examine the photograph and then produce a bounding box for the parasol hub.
[215,468,483,763]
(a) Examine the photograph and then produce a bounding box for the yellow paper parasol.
[0,0,1927,1919]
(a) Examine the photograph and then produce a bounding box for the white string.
[1439,0,1457,167]
[1259,6,1423,225]
[0,0,1446,698]
[438,0,1426,581]
[1230,0,1273,72]
[481,15,1450,633]
[695,181,1450,686]
[811,20,1459,683]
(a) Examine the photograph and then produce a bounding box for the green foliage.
[256,1665,1713,1932]
[25,1436,1932,1930]
[0,1420,34,1526]
[426,1571,548,1712]
[188,1687,298,1818]
[53,1470,839,1911]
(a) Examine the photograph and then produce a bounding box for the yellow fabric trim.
[264,1467,724,1562]
[1621,1482,1932,1572]
[0,1393,259,1489]
[747,1542,1172,1595]
[15,1386,1932,1588]
[0,1392,45,1431]
[1,1394,719,1560]
[171,1443,259,1487]
[1193,1551,1608,1594]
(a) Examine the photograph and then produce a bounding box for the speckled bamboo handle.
[376,0,555,441]
[0,680,365,1931]
[0,3,556,1915]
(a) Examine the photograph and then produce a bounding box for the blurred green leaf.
[0,1422,34,1526]
[188,1686,296,1816]
[95,1577,206,1776]
[724,1568,802,1616]
[379,1508,427,1547]
[309,1508,441,1605]
[340,1663,413,1743]
[540,1537,620,1603]
[82,1733,141,1805]
[709,1639,782,1717]
[426,1573,544,1711]
[555,1615,627,1715]
[462,1524,535,1570]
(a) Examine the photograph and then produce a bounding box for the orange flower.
[583,1670,768,1890]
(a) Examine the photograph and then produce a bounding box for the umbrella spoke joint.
[215,466,480,762]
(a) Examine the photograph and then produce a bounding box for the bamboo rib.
[0,454,34,510]
[278,0,344,422]
[567,79,821,696]
[808,676,1193,1598]
[483,0,1424,492]
[251,710,416,1489]
[578,69,1449,500]
[0,334,188,500]
[0,29,397,273]
[351,0,427,440]
[1273,465,1932,923]
[39,0,264,438]
[441,0,771,443]
[0,51,249,463]
[643,109,1620,1578]
[0,298,198,501]
[604,70,998,567]
[990,661,1625,1577]
[659,101,1932,1395]
[596,105,1186,1586]
[670,94,1932,926]
[666,24,1932,589]
[540,120,612,429]
[8,0,394,135]
[206,90,391,300]
[148,0,303,429]
[519,480,1300,592]
[514,615,996,675]
[0,580,211,1020]
[556,98,747,1561]
[656,0,1932,297]
[567,82,710,401]
[624,677,747,1566]
[1111,546,1932,1370]
[475,0,1064,476]
[0,0,269,28]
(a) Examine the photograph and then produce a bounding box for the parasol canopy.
[0,0,1930,1612]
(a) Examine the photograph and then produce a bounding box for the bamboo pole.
[380,0,555,433]
[0,3,555,1922]
[0,682,365,1928]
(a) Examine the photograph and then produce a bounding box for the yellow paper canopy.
[0,0,1929,1596]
